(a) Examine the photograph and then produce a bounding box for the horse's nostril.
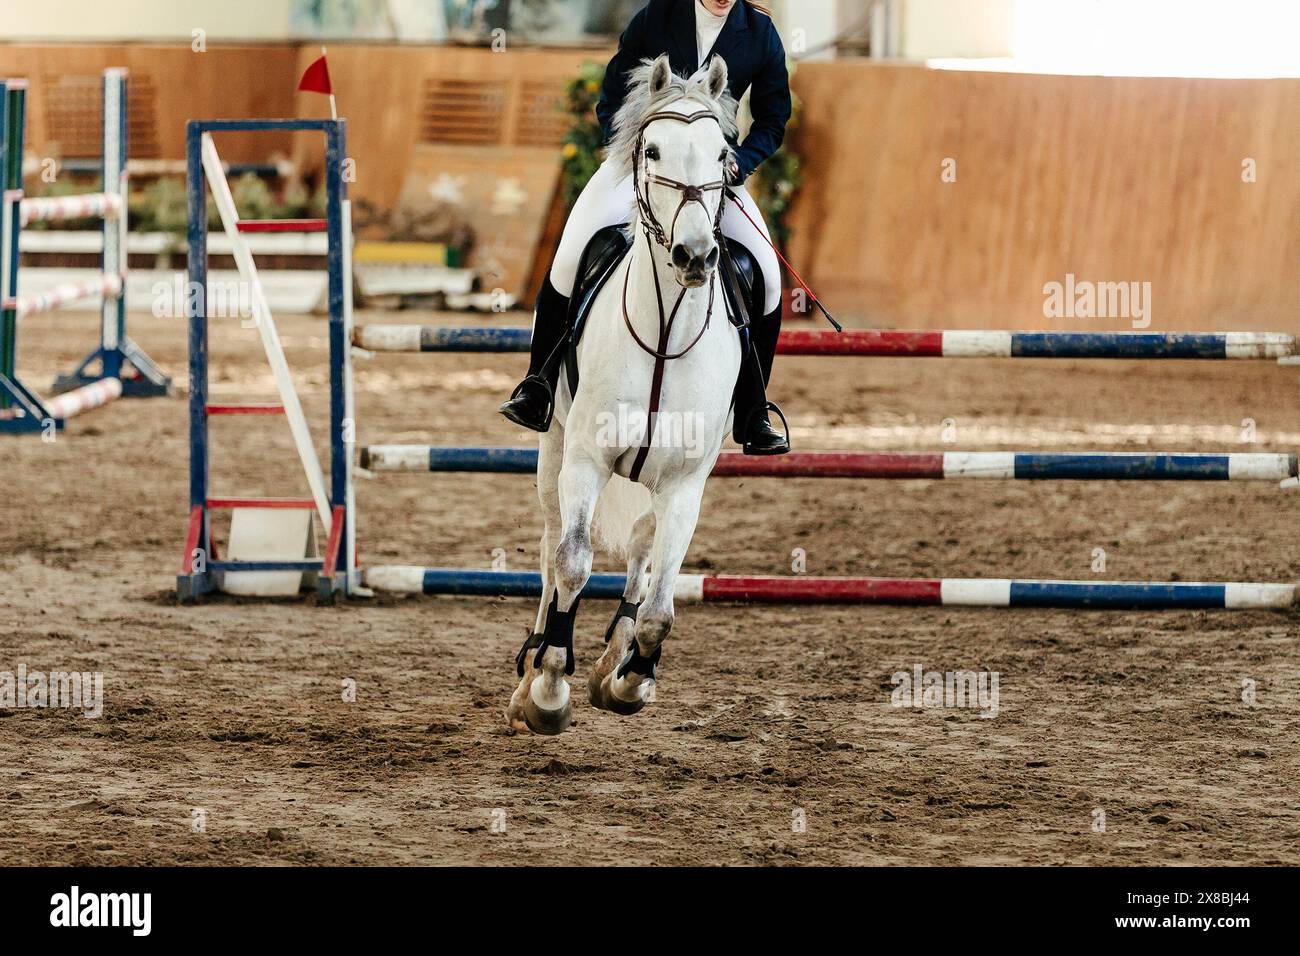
[671,244,691,268]
[705,246,719,269]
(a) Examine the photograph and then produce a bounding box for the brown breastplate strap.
[624,235,717,483]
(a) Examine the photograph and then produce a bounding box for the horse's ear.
[705,56,728,100]
[648,54,672,95]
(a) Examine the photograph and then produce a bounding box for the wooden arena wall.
[2,46,1297,331]
[786,61,1300,331]
[0,43,600,204]
[0,45,304,166]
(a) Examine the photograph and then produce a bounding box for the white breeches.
[549,160,782,315]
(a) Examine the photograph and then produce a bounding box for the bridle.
[622,107,729,362]
[633,108,728,251]
[622,106,730,482]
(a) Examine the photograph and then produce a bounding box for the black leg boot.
[499,277,570,432]
[733,304,790,455]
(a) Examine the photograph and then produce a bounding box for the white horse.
[507,54,744,735]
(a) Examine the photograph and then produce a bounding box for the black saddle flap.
[565,226,633,398]
[720,237,762,330]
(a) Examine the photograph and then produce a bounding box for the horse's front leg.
[507,425,564,732]
[589,505,655,714]
[519,447,609,735]
[608,478,706,706]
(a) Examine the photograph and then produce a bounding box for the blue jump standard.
[1,70,170,434]
[178,116,351,600]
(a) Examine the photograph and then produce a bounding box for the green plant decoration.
[558,61,606,210]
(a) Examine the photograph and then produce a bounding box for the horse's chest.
[580,328,737,407]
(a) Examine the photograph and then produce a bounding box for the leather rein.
[622,107,730,482]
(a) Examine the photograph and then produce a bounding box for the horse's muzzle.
[672,240,719,287]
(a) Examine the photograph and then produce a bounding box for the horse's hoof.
[589,673,650,716]
[523,677,572,735]
[522,697,572,735]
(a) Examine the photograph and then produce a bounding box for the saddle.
[562,225,765,400]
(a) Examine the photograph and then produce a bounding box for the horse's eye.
[719,150,727,162]
[645,145,660,161]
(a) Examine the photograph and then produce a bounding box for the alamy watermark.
[0,664,103,718]
[890,664,999,718]
[49,886,150,936]
[151,276,256,323]
[594,405,712,459]
[1043,273,1152,329]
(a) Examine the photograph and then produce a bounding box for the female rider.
[500,0,791,455]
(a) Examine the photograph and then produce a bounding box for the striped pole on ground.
[357,447,1298,482]
[41,377,122,419]
[362,567,1296,609]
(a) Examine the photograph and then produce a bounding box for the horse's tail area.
[592,474,651,559]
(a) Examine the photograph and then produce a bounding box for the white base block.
[222,508,317,597]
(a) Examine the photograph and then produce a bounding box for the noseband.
[634,109,728,251]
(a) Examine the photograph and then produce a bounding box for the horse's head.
[612,54,738,289]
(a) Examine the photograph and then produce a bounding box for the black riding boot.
[733,304,790,455]
[499,277,570,432]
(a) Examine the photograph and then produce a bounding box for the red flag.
[298,55,332,95]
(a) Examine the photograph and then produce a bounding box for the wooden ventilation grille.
[514,79,568,147]
[126,74,161,159]
[41,74,101,158]
[40,72,160,160]
[418,78,508,145]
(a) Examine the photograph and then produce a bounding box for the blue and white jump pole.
[353,325,1300,360]
[347,348,1300,607]
[358,446,1299,482]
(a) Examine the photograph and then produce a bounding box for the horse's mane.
[605,58,739,180]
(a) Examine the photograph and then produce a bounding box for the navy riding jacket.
[595,0,792,184]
